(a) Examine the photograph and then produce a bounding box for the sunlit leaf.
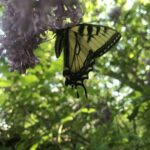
[0,79,11,87]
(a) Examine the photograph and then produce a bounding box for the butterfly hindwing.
[55,24,121,94]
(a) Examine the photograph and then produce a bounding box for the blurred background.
[0,0,150,149]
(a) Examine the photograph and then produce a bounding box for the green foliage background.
[0,0,150,149]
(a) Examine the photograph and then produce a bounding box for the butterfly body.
[55,24,121,96]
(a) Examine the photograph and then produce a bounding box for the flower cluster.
[109,7,121,21]
[0,0,83,72]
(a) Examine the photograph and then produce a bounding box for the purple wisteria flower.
[109,7,121,21]
[0,0,83,72]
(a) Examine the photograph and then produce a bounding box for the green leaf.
[61,115,74,123]
[20,75,39,84]
[0,79,11,87]
[80,108,95,114]
[30,143,39,150]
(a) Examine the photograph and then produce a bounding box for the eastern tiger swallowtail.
[55,23,121,97]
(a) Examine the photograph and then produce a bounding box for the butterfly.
[54,23,121,97]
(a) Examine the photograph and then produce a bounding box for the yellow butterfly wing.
[55,24,121,96]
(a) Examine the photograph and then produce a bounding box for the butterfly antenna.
[82,84,88,98]
[74,85,80,98]
[76,90,80,98]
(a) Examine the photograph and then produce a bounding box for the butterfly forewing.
[70,24,120,56]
